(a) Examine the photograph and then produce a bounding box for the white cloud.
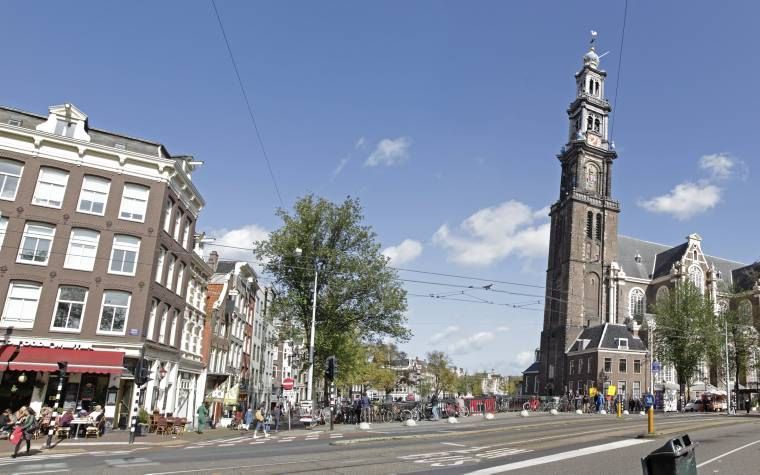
[699,153,735,180]
[355,136,366,150]
[365,137,412,167]
[382,239,423,265]
[433,200,551,266]
[638,182,721,220]
[331,156,350,180]
[206,224,269,263]
[496,326,510,333]
[429,325,460,344]
[448,331,496,355]
[514,351,534,367]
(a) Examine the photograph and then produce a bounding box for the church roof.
[522,362,540,375]
[618,235,746,284]
[732,262,760,292]
[568,323,646,353]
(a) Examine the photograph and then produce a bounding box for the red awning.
[0,346,124,374]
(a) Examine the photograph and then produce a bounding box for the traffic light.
[135,361,152,386]
[325,356,337,381]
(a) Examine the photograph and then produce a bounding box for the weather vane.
[590,30,598,48]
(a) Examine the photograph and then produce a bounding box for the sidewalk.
[36,412,529,450]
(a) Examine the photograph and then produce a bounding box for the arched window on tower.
[594,118,601,132]
[689,265,704,294]
[595,81,600,96]
[588,78,593,94]
[630,288,646,318]
[739,300,752,320]
[587,115,594,131]
[586,211,593,239]
[595,213,602,240]
[586,163,599,192]
[656,286,670,304]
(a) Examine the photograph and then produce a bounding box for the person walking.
[11,407,35,458]
[360,393,371,423]
[196,402,208,434]
[243,407,253,431]
[431,393,440,421]
[273,404,282,432]
[252,404,269,439]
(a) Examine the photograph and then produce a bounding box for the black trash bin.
[641,434,697,475]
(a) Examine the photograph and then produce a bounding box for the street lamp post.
[295,248,318,407]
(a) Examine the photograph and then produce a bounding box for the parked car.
[685,400,706,412]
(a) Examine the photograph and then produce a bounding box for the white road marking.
[217,443,235,447]
[697,439,760,468]
[105,457,158,467]
[465,439,652,474]
[145,458,370,475]
[12,471,70,475]
[441,442,467,447]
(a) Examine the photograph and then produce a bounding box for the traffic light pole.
[46,362,67,448]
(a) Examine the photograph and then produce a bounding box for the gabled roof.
[617,235,746,284]
[568,323,646,353]
[522,362,540,375]
[214,261,237,275]
[732,262,760,292]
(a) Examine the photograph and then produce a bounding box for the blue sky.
[3,1,759,375]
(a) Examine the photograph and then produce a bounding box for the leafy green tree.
[418,380,433,400]
[652,281,722,403]
[256,195,410,401]
[426,351,457,397]
[718,285,760,396]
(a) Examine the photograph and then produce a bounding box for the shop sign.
[11,339,93,350]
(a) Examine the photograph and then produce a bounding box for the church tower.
[538,36,620,395]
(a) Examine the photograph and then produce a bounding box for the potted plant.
[136,408,150,436]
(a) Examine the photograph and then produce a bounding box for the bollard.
[647,406,655,435]
[617,401,622,418]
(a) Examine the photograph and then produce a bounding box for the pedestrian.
[252,404,269,439]
[196,402,208,434]
[353,397,361,425]
[244,407,253,431]
[431,392,440,421]
[582,394,589,414]
[273,404,282,432]
[360,392,371,423]
[11,407,35,458]
[746,398,751,414]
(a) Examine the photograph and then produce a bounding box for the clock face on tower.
[587,133,601,147]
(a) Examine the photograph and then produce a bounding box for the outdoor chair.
[148,415,158,433]
[56,426,71,439]
[85,418,104,438]
[155,417,168,435]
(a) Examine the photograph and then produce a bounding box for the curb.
[635,419,755,440]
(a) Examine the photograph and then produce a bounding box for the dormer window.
[114,143,126,150]
[634,253,642,264]
[617,338,629,350]
[54,119,76,138]
[8,118,22,127]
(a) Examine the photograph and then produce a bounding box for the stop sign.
[282,378,295,390]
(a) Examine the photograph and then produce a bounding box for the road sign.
[606,385,617,396]
[644,393,655,408]
[282,377,295,391]
[652,361,661,373]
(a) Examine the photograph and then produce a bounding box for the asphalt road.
[2,413,759,474]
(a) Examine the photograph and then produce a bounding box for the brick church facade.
[524,39,760,401]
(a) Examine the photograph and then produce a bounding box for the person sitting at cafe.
[0,409,15,434]
[58,410,73,428]
[88,405,103,422]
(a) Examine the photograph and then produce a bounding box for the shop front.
[0,345,125,420]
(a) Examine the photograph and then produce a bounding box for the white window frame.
[163,199,173,233]
[50,286,88,333]
[119,183,149,223]
[155,247,166,284]
[0,159,23,201]
[182,221,191,249]
[629,287,646,318]
[17,222,55,266]
[77,175,111,216]
[166,255,175,290]
[146,299,158,341]
[32,167,69,209]
[109,235,140,276]
[158,306,168,344]
[169,309,178,347]
[175,263,185,296]
[173,212,182,241]
[1,281,42,329]
[97,290,131,335]
[0,215,8,248]
[618,338,629,350]
[64,228,100,271]
[689,265,705,294]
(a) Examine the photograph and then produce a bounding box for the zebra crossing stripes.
[0,453,79,468]
[399,445,532,468]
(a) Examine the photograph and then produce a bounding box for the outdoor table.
[69,418,93,440]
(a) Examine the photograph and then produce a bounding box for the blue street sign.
[652,361,661,373]
[644,393,655,408]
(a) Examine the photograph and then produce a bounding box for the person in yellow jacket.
[252,404,270,440]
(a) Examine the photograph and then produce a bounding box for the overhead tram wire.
[210,0,285,208]
[609,0,629,141]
